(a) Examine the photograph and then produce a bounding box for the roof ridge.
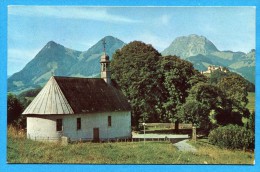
[54,76,103,80]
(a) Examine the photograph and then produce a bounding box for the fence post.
[192,126,197,141]
[61,136,69,145]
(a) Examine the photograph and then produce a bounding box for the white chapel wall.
[26,111,131,141]
[63,111,131,141]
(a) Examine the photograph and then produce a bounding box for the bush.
[7,93,24,124]
[246,111,255,132]
[208,124,254,150]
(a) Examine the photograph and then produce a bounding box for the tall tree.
[156,56,207,123]
[188,82,224,110]
[111,41,207,126]
[215,75,250,126]
[177,99,210,129]
[218,75,249,114]
[178,83,224,131]
[111,41,161,125]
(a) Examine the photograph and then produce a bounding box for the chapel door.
[93,128,99,142]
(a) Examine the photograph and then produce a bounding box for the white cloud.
[8,6,141,23]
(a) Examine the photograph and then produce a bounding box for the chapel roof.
[22,76,131,115]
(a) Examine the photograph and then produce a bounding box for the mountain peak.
[100,36,124,44]
[162,34,219,58]
[44,41,63,49]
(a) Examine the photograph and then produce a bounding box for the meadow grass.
[7,126,254,164]
[247,92,255,112]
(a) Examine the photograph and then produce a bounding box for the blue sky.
[8,6,255,76]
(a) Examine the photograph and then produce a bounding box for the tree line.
[111,41,254,132]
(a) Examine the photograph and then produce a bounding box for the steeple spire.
[102,38,106,54]
[100,38,111,85]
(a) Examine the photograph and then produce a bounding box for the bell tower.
[100,39,111,85]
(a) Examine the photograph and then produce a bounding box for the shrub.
[7,93,24,125]
[208,124,254,150]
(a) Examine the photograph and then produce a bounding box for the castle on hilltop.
[201,65,227,74]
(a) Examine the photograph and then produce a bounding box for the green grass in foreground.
[7,128,254,164]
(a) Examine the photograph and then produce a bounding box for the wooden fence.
[140,123,192,129]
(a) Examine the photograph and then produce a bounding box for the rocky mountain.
[8,36,125,94]
[162,34,255,84]
[161,34,219,58]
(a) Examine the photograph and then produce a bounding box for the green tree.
[156,56,207,124]
[209,70,255,92]
[188,82,224,110]
[178,83,223,132]
[111,41,161,125]
[215,75,250,126]
[111,42,207,126]
[218,75,249,114]
[178,99,210,140]
[209,70,228,85]
[247,111,255,132]
[177,99,210,129]
[7,93,24,126]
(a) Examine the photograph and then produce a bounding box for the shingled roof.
[22,76,131,115]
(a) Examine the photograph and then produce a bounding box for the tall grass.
[7,127,254,164]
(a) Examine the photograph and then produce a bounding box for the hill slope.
[8,36,125,93]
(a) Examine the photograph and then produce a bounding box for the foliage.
[188,82,224,110]
[246,111,255,132]
[7,93,24,127]
[218,75,249,116]
[208,125,254,150]
[111,41,206,125]
[156,56,207,122]
[177,83,224,131]
[210,70,255,92]
[177,100,210,128]
[214,110,244,126]
[209,70,229,85]
[246,92,255,112]
[111,41,161,124]
[204,74,251,126]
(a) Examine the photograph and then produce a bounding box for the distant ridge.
[8,36,125,94]
[161,34,255,84]
[8,34,254,94]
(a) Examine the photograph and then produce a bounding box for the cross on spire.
[102,38,106,54]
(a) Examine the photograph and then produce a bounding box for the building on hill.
[201,65,227,74]
[22,41,132,142]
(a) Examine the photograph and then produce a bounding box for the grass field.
[7,127,254,164]
[247,92,255,112]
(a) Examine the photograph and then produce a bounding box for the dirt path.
[173,139,197,152]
